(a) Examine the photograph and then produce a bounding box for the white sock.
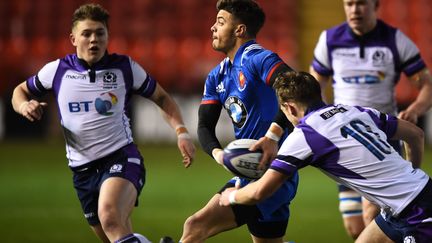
[133,233,152,243]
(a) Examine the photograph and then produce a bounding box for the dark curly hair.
[216,0,265,38]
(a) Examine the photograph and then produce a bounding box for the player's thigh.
[355,220,393,243]
[99,177,137,217]
[362,199,379,225]
[187,194,237,232]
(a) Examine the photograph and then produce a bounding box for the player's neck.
[227,38,254,63]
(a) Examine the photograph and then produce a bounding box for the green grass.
[1,141,431,243]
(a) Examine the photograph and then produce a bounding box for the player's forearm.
[405,83,432,117]
[229,182,266,205]
[406,69,432,117]
[228,170,288,205]
[394,119,424,167]
[11,82,31,114]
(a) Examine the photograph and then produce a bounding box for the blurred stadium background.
[1,0,432,242]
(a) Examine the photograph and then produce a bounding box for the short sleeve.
[26,59,59,97]
[130,58,156,97]
[395,30,426,76]
[311,31,333,76]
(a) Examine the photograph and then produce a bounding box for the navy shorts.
[218,172,299,238]
[71,143,146,225]
[375,179,432,243]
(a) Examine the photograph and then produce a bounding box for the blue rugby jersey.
[312,20,426,115]
[26,53,156,167]
[201,40,299,221]
[202,40,284,140]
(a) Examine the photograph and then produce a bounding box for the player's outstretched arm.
[391,118,424,168]
[149,83,195,167]
[219,169,289,206]
[11,81,47,122]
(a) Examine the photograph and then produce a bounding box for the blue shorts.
[219,172,299,238]
[71,143,146,225]
[375,179,432,243]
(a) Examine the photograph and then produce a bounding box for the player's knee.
[362,201,379,225]
[339,191,362,218]
[98,204,120,233]
[184,214,202,231]
[183,214,207,240]
[345,224,363,239]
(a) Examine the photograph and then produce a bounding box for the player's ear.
[70,33,77,47]
[235,24,247,38]
[287,103,297,117]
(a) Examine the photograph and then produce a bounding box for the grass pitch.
[1,140,431,243]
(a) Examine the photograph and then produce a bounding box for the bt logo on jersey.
[69,101,93,112]
[68,92,118,115]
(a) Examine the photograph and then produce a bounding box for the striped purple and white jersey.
[311,20,426,115]
[271,104,429,216]
[26,53,157,168]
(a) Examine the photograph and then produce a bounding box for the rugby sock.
[114,234,140,243]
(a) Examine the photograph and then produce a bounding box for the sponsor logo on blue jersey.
[224,96,247,128]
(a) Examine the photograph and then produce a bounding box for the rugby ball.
[222,139,264,179]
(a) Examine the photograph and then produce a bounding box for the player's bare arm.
[391,118,424,168]
[12,81,47,122]
[149,83,196,167]
[309,66,332,103]
[219,169,289,206]
[399,68,432,124]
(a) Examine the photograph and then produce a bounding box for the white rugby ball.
[222,139,264,179]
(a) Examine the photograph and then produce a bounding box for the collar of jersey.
[74,51,110,71]
[301,100,328,122]
[348,19,384,41]
[232,39,256,66]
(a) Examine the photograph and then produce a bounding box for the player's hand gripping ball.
[223,139,264,179]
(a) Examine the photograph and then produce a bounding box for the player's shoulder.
[374,19,398,37]
[242,43,273,60]
[208,57,230,79]
[38,58,63,75]
[326,22,350,37]
[106,53,132,65]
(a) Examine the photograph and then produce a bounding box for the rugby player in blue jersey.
[309,0,432,238]
[11,4,195,243]
[220,71,432,243]
[180,1,298,242]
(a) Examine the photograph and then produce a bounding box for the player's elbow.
[410,124,424,145]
